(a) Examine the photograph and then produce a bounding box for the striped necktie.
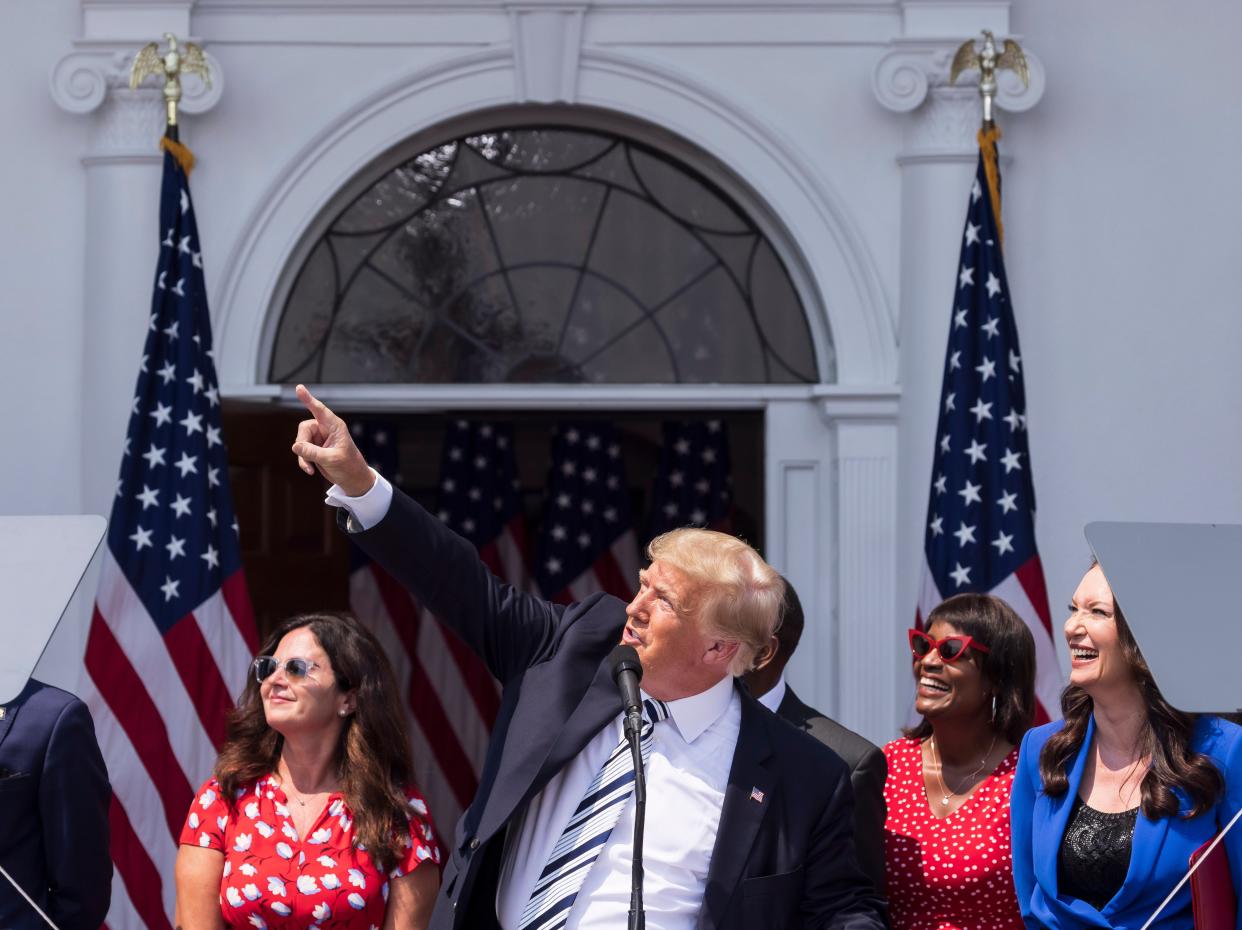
[518,697,671,930]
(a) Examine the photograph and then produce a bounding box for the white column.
[873,5,1044,724]
[51,13,223,519]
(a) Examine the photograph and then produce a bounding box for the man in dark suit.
[743,581,888,893]
[292,385,886,930]
[0,679,112,930]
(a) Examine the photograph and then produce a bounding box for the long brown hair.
[905,592,1037,745]
[214,613,416,872]
[1038,568,1223,818]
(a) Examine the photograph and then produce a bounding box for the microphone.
[609,644,644,736]
[608,644,648,930]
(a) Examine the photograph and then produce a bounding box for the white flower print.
[321,873,341,890]
[270,902,291,917]
[328,799,345,817]
[312,902,331,922]
[239,863,258,877]
[348,868,366,889]
[217,815,228,832]
[188,812,200,829]
[198,788,217,808]
[317,855,337,868]
[416,846,431,861]
[243,883,261,901]
[347,893,366,910]
[409,797,428,816]
[247,915,267,929]
[275,842,293,860]
[296,875,319,894]
[225,886,243,907]
[198,833,211,848]
[266,876,286,897]
[339,815,353,831]
[281,822,298,841]
[223,861,232,877]
[274,802,290,817]
[382,881,389,901]
[244,801,260,819]
[232,833,252,852]
[255,821,275,838]
[310,827,332,844]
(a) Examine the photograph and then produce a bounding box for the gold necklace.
[930,734,997,807]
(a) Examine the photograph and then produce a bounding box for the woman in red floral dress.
[175,613,441,930]
[882,594,1036,930]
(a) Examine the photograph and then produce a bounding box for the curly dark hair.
[904,592,1036,745]
[1038,567,1223,819]
[214,613,416,873]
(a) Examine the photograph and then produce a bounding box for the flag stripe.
[84,611,193,840]
[108,796,174,930]
[371,565,479,808]
[164,612,232,748]
[220,570,259,653]
[193,577,256,702]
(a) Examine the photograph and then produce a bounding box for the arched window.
[270,125,823,384]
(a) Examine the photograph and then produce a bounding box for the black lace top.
[1057,796,1139,911]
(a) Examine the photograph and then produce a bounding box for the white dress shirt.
[327,474,743,928]
[755,674,787,714]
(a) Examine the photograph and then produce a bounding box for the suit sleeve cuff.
[325,468,392,531]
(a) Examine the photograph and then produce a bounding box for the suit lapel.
[775,686,812,732]
[0,680,34,759]
[476,653,617,843]
[1034,716,1094,897]
[700,692,774,930]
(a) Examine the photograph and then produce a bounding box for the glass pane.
[272,125,823,385]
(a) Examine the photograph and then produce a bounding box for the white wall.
[4,0,1239,722]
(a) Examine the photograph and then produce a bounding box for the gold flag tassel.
[160,136,195,176]
[977,126,1003,248]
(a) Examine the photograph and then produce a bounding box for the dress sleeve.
[180,778,230,850]
[391,787,443,877]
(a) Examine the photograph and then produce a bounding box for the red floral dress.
[180,775,441,930]
[882,737,1023,930]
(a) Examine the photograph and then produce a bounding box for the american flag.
[83,141,258,930]
[347,419,521,834]
[916,129,1061,722]
[646,419,734,541]
[533,422,639,603]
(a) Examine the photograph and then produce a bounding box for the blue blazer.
[1011,714,1242,930]
[0,680,112,930]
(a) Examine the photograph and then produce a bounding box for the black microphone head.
[608,644,643,684]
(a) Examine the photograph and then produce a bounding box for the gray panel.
[0,515,106,704]
[1084,522,1242,713]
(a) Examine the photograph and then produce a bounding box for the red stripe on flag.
[165,612,233,748]
[590,550,631,600]
[109,795,174,930]
[221,569,259,653]
[370,567,479,809]
[478,541,503,577]
[428,542,501,727]
[85,609,193,840]
[1015,556,1053,632]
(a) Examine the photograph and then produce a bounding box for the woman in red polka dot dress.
[175,613,441,930]
[883,594,1037,930]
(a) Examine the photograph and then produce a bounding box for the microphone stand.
[624,706,647,930]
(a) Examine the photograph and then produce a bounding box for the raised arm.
[291,385,567,681]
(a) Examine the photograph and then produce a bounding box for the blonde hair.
[646,528,785,676]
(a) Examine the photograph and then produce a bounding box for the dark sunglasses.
[908,628,991,663]
[252,656,322,683]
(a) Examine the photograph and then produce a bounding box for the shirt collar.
[644,673,735,744]
[756,675,787,714]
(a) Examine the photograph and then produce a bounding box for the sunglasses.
[908,628,991,663]
[252,656,323,684]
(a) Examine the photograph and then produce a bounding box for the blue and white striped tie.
[518,698,671,930]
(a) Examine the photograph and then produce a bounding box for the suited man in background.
[291,384,887,930]
[0,678,111,930]
[743,580,888,893]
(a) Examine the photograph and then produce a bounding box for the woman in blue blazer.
[1011,561,1242,929]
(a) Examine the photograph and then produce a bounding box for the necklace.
[930,734,997,807]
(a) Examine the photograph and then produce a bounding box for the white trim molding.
[506,3,587,103]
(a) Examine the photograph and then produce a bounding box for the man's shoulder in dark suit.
[774,684,889,895]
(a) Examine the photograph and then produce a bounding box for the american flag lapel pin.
[749,786,765,804]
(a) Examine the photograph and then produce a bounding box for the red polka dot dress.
[882,737,1023,930]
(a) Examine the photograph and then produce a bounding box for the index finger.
[295,383,337,430]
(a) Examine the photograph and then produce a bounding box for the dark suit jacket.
[348,489,887,930]
[0,680,111,930]
[775,688,887,893]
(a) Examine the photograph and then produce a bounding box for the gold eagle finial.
[129,33,212,128]
[949,30,1029,128]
